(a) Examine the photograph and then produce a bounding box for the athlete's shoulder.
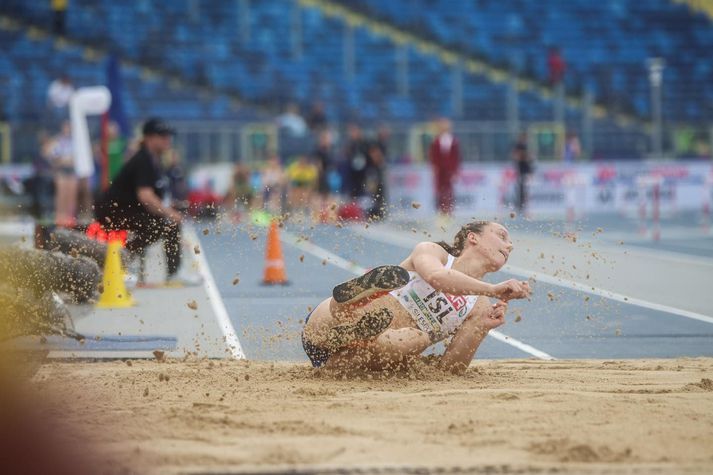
[413,241,445,252]
[412,241,449,261]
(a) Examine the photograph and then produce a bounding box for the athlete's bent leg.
[323,326,431,372]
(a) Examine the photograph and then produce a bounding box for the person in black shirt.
[511,132,533,212]
[344,123,369,199]
[313,129,333,209]
[95,118,199,285]
[366,125,390,221]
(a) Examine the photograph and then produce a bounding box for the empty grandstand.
[0,0,711,163]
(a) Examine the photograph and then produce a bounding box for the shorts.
[301,309,332,368]
[55,166,76,177]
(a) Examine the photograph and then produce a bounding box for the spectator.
[563,131,582,164]
[95,118,201,286]
[313,129,335,218]
[51,0,68,36]
[285,156,318,219]
[511,132,533,212]
[307,101,328,132]
[164,148,189,210]
[276,102,307,138]
[225,163,254,219]
[31,131,55,220]
[46,74,74,127]
[548,46,566,85]
[47,74,74,110]
[47,121,78,227]
[344,123,370,199]
[429,118,460,217]
[366,125,390,220]
[107,121,127,183]
[261,153,286,214]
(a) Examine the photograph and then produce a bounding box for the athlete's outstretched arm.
[438,298,507,374]
[411,242,496,296]
[411,242,530,300]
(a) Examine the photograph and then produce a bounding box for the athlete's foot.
[332,265,410,306]
[323,308,394,351]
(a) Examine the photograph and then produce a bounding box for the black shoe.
[324,308,394,350]
[332,265,410,305]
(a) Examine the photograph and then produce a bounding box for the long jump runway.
[201,216,713,362]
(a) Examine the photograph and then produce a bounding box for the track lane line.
[280,230,556,361]
[185,225,245,359]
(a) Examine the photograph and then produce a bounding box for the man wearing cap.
[95,118,200,286]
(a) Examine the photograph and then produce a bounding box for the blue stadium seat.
[335,0,712,121]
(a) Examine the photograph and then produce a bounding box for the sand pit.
[29,357,713,474]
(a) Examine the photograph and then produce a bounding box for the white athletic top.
[389,254,478,343]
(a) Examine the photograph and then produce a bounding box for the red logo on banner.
[650,166,688,179]
[597,166,617,182]
[543,169,568,183]
[458,171,486,185]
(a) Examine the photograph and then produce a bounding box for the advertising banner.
[386,161,713,217]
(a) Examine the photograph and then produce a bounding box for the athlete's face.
[470,223,513,270]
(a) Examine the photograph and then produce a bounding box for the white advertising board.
[386,161,713,217]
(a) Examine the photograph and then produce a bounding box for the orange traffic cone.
[96,239,136,308]
[262,219,289,285]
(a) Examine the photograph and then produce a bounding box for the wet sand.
[32,357,713,474]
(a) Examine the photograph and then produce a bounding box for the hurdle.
[635,173,664,241]
[563,171,586,227]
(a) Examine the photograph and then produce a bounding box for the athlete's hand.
[492,279,531,301]
[477,300,508,330]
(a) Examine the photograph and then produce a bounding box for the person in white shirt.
[47,121,78,227]
[301,221,532,374]
[47,75,75,110]
[276,102,307,137]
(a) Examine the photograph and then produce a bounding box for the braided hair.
[435,221,491,257]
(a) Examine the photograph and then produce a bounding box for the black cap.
[142,117,176,136]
